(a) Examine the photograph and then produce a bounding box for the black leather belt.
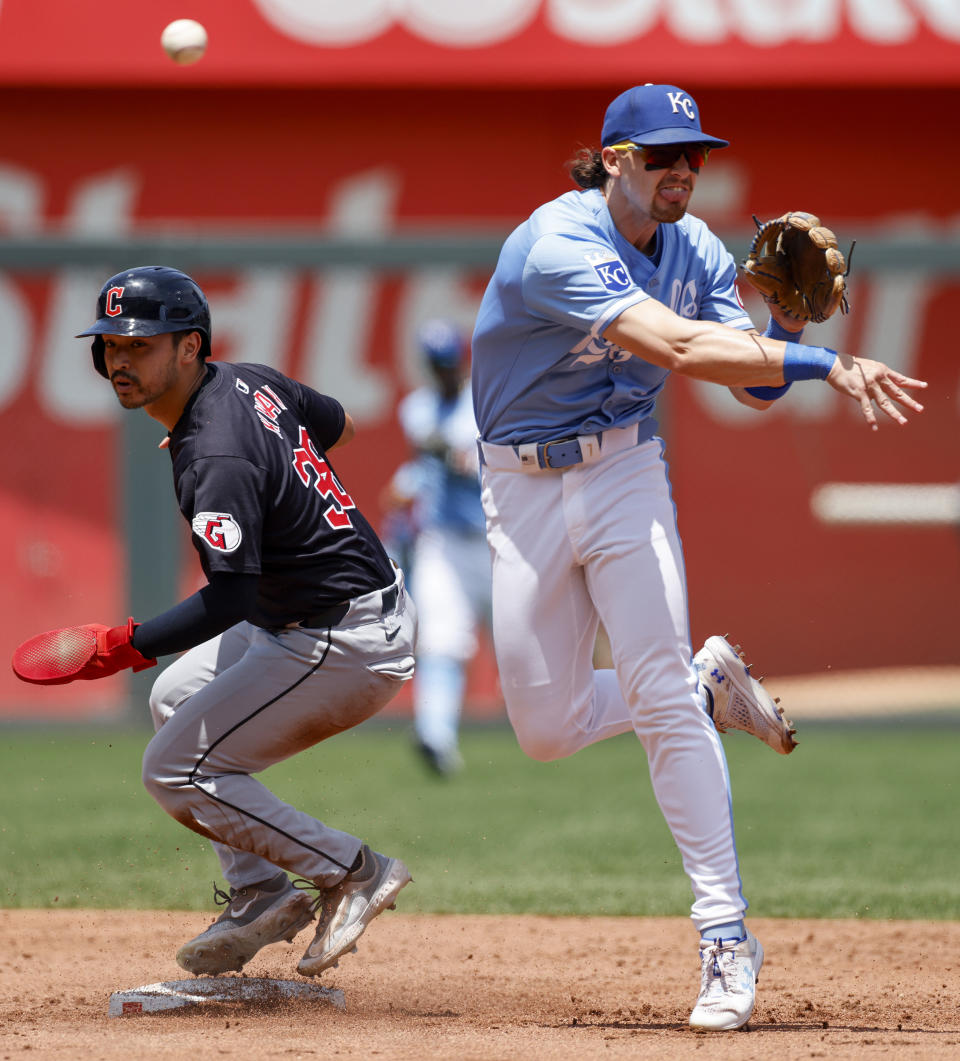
[296,602,349,628]
[296,582,399,629]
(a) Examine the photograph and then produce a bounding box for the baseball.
[161,19,208,65]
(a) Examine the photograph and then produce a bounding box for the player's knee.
[509,714,570,762]
[147,671,189,733]
[147,691,170,733]
[141,743,192,814]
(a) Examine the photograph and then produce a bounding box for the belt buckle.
[538,437,583,470]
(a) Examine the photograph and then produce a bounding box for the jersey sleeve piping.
[591,289,651,340]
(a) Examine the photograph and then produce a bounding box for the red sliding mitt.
[12,618,157,685]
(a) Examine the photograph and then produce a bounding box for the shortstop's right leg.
[481,465,634,761]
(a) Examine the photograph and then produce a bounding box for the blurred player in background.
[382,320,492,775]
[471,84,926,1030]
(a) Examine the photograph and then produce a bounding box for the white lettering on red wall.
[0,166,487,427]
[252,0,960,46]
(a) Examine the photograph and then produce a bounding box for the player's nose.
[104,346,131,373]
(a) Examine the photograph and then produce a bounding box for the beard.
[111,378,147,408]
[650,198,689,224]
[110,355,179,409]
[650,177,693,224]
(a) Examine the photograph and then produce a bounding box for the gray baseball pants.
[142,569,416,889]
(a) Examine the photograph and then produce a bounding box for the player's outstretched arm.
[729,306,809,410]
[604,299,928,428]
[606,298,787,385]
[12,619,156,685]
[826,352,927,431]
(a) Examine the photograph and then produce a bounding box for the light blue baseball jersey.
[397,382,486,535]
[472,187,753,445]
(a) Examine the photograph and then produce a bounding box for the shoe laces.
[210,880,255,922]
[212,881,236,908]
[700,936,743,981]
[211,876,285,916]
[291,877,338,921]
[291,849,371,922]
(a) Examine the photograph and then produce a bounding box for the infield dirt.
[1,909,958,1060]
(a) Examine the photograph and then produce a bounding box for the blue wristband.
[745,383,792,400]
[763,316,805,343]
[744,317,804,400]
[782,342,837,382]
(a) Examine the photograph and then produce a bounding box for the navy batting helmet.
[418,319,464,366]
[77,265,212,378]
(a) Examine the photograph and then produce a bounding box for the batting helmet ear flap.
[91,336,108,378]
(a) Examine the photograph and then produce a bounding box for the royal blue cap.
[418,319,464,366]
[601,84,729,149]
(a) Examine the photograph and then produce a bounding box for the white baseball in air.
[161,19,208,65]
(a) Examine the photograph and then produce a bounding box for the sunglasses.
[611,142,711,172]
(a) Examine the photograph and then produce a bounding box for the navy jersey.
[168,361,394,628]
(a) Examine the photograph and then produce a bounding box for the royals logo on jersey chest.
[585,250,631,293]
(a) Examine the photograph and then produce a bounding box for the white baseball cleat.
[689,928,764,1031]
[297,845,412,977]
[694,634,797,754]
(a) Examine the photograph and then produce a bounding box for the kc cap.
[601,84,729,149]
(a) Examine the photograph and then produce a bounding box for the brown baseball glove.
[740,211,852,324]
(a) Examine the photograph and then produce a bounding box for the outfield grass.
[1,719,958,919]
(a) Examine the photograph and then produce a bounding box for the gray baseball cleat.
[297,845,412,977]
[689,928,764,1031]
[694,634,797,754]
[176,873,314,976]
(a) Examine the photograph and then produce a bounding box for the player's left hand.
[742,211,851,324]
[12,618,157,685]
[826,353,927,431]
[765,299,807,334]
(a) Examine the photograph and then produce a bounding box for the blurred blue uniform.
[390,320,492,774]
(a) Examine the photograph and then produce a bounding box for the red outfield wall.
[1,0,958,86]
[0,4,957,716]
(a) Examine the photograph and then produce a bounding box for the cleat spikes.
[295,848,413,978]
[693,635,797,755]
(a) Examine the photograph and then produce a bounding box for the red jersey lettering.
[291,426,356,530]
[254,389,284,423]
[257,412,282,436]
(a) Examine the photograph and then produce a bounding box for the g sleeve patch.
[192,511,243,553]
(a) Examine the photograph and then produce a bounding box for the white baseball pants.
[410,525,492,755]
[480,430,746,931]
